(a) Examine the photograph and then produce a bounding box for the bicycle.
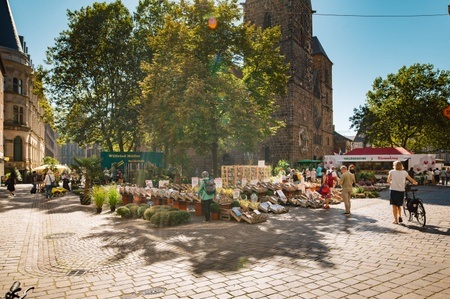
[5,281,34,299]
[402,184,426,227]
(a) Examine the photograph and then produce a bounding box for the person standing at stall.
[316,164,323,183]
[44,170,56,200]
[197,171,216,222]
[322,170,336,209]
[338,165,356,216]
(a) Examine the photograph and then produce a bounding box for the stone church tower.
[244,0,333,166]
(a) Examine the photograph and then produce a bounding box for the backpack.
[204,178,216,195]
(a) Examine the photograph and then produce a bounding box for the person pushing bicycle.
[387,161,418,224]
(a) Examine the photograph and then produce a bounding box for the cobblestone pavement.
[0,184,449,299]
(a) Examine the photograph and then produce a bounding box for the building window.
[13,105,24,125]
[13,136,23,161]
[13,78,23,94]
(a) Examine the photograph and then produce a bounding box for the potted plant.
[91,185,106,213]
[210,202,221,220]
[72,156,103,205]
[106,184,121,212]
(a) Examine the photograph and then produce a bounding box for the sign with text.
[214,178,223,189]
[192,177,199,188]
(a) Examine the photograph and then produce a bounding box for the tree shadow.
[2,184,415,276]
[83,203,402,275]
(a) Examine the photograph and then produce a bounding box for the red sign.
[444,104,450,120]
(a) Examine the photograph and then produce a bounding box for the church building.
[244,0,333,166]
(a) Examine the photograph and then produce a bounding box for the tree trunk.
[212,141,218,178]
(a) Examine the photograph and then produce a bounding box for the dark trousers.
[202,199,212,221]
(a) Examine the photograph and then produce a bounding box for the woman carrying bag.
[44,170,56,200]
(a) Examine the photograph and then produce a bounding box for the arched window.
[13,136,23,161]
[13,78,23,94]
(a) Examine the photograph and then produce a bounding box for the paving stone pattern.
[0,184,449,298]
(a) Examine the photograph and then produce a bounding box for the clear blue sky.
[8,0,450,136]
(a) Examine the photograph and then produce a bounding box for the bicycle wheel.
[416,202,426,227]
[403,197,408,217]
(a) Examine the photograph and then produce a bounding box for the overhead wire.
[314,13,448,18]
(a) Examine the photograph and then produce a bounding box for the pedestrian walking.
[338,165,355,216]
[197,171,216,222]
[387,161,418,224]
[440,168,447,186]
[446,168,450,186]
[5,172,16,196]
[434,168,440,186]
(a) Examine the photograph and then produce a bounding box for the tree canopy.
[45,1,143,151]
[140,0,289,175]
[350,63,450,153]
[44,0,289,176]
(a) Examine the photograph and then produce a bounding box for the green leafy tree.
[33,66,55,127]
[350,64,450,152]
[140,0,289,176]
[43,156,59,165]
[45,1,143,151]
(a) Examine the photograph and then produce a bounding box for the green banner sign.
[101,152,163,170]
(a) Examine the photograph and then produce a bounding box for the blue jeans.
[45,184,53,199]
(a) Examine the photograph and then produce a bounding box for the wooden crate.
[221,165,271,187]
[220,208,231,221]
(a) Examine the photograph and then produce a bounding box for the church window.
[14,136,23,161]
[263,12,272,29]
[312,70,320,98]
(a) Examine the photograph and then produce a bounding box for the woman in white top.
[44,170,56,200]
[387,161,418,224]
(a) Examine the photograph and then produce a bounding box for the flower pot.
[122,194,132,205]
[96,207,102,214]
[110,206,116,212]
[178,201,187,211]
[172,200,180,209]
[195,202,204,216]
[211,212,219,220]
[133,195,144,205]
